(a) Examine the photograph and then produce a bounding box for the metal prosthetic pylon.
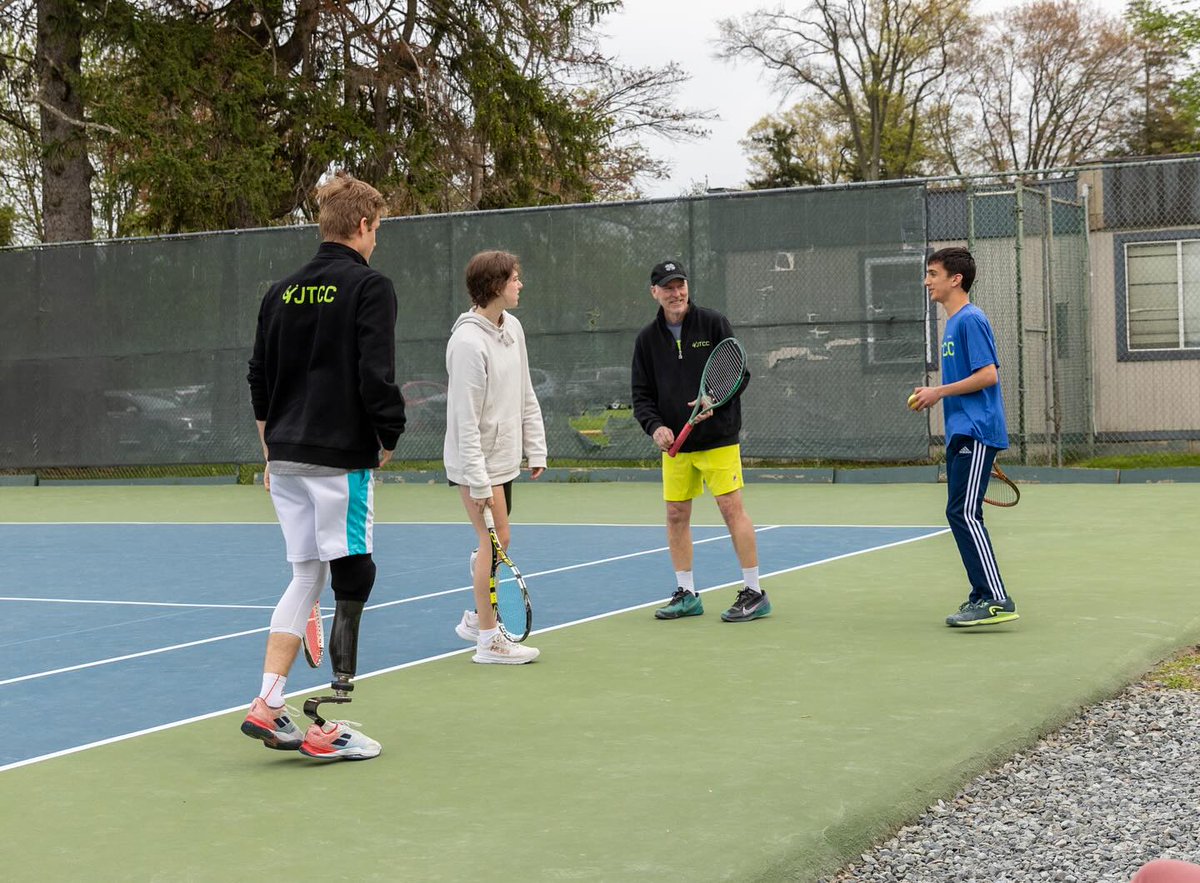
[302,675,354,727]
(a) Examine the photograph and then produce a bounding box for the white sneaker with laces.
[297,718,382,761]
[455,609,480,642]
[473,632,539,665]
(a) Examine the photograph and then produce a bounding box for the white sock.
[742,567,761,593]
[478,626,499,645]
[260,673,286,707]
[675,571,695,593]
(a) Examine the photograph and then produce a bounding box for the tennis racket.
[667,336,748,457]
[984,465,1020,507]
[302,602,325,667]
[484,507,532,643]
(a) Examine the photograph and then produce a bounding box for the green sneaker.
[945,597,1018,627]
[721,587,772,622]
[655,588,703,619]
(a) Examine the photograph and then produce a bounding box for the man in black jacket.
[242,172,406,761]
[631,259,771,623]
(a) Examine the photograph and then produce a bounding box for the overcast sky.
[596,0,1134,198]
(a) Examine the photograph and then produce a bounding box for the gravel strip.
[819,684,1200,883]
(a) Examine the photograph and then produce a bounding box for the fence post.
[1079,183,1097,459]
[1014,180,1027,464]
[967,180,975,252]
[1043,188,1059,466]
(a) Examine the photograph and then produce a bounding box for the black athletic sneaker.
[720,587,772,622]
[945,597,1018,627]
[655,588,704,619]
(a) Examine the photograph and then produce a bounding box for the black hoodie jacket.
[247,242,406,469]
[631,302,749,454]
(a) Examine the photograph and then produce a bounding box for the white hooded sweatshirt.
[443,309,547,498]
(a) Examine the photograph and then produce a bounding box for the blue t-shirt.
[941,303,1008,450]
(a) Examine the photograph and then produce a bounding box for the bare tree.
[718,0,974,181]
[577,62,714,198]
[961,0,1140,172]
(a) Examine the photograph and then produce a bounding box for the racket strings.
[703,343,746,403]
[988,483,1018,504]
[493,559,531,642]
[985,468,1019,505]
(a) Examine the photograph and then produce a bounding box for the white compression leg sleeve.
[269,559,330,637]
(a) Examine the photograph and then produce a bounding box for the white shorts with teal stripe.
[268,469,374,562]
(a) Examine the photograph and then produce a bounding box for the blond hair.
[465,250,520,308]
[316,171,386,241]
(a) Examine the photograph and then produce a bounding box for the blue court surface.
[0,521,945,770]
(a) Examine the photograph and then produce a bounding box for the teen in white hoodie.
[444,250,547,664]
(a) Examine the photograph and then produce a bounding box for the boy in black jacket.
[242,172,406,761]
[631,259,770,623]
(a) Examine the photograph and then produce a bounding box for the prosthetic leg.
[304,555,374,726]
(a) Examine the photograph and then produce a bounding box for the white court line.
[0,520,946,528]
[0,644,477,774]
[0,627,273,687]
[0,597,274,610]
[0,525,948,773]
[0,523,787,647]
[510,529,951,640]
[364,525,783,614]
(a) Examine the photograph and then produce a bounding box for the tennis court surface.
[1,480,1196,881]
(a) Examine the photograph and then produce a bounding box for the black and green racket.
[484,507,532,642]
[668,337,748,457]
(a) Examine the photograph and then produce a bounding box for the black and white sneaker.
[721,587,772,622]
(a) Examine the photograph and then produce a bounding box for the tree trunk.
[37,0,93,242]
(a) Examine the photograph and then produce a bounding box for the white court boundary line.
[0,520,946,528]
[0,529,779,687]
[0,598,274,610]
[0,525,948,773]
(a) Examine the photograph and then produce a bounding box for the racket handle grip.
[483,507,496,529]
[667,422,694,458]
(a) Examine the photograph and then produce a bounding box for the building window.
[1125,239,1200,351]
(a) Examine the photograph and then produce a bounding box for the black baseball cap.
[650,259,687,286]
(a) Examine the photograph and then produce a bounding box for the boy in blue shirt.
[910,247,1018,627]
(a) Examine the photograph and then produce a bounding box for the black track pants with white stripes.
[945,434,1008,603]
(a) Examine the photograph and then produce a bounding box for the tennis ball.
[907,393,920,410]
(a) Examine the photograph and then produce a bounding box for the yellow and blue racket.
[484,507,532,642]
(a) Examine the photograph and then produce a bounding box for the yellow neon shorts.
[662,443,745,502]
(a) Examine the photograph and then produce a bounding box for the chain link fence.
[2,156,1198,473]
